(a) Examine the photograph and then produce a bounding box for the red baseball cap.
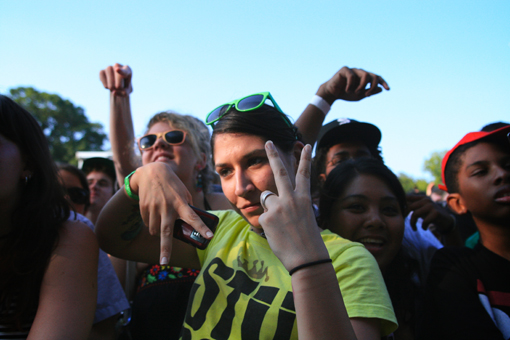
[439,125,510,192]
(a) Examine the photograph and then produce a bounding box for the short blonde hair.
[146,111,216,193]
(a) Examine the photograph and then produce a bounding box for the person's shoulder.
[208,210,246,235]
[429,246,477,274]
[321,229,373,259]
[68,211,95,230]
[58,219,99,253]
[321,228,361,247]
[209,209,241,222]
[434,245,474,259]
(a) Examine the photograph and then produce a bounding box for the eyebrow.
[465,160,488,170]
[215,148,267,168]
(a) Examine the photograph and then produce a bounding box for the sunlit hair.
[210,104,301,156]
[319,157,406,229]
[0,95,70,328]
[146,111,216,193]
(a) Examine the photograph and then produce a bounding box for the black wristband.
[289,258,332,276]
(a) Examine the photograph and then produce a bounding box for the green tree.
[398,173,428,193]
[9,87,107,165]
[423,150,447,184]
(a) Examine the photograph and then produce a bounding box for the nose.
[234,170,254,197]
[494,163,510,185]
[152,135,171,149]
[363,209,386,230]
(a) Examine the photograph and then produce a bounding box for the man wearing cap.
[295,67,460,284]
[82,157,117,225]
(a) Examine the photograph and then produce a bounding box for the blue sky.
[1,1,509,182]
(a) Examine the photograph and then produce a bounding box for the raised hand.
[407,194,455,233]
[317,66,389,104]
[128,162,214,264]
[99,63,133,97]
[258,142,329,271]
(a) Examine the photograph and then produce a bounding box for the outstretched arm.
[259,142,380,339]
[95,162,213,269]
[295,67,389,146]
[99,63,141,187]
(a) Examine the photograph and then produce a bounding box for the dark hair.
[211,104,301,157]
[311,142,383,195]
[82,158,116,186]
[57,163,91,211]
[318,158,406,229]
[0,95,70,327]
[318,157,418,336]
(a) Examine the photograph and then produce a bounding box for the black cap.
[81,157,116,182]
[316,118,382,150]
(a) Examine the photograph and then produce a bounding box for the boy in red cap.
[419,125,510,339]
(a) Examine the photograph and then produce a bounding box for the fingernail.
[161,257,168,265]
[206,231,214,238]
[266,140,275,150]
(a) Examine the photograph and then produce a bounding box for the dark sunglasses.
[205,92,293,128]
[67,187,89,205]
[137,129,187,151]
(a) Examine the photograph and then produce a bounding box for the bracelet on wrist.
[289,258,332,275]
[310,95,331,116]
[124,170,140,201]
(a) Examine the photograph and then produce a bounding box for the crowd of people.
[0,63,508,340]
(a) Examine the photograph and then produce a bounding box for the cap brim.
[317,121,381,150]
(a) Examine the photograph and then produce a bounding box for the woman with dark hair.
[319,158,420,339]
[0,95,98,338]
[96,92,397,339]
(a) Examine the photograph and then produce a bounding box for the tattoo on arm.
[121,205,145,241]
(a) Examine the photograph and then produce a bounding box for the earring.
[196,173,203,192]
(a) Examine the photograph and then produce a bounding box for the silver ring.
[260,190,276,211]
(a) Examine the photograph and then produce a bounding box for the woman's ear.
[195,152,207,171]
[446,193,468,215]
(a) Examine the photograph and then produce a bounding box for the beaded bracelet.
[124,170,140,201]
[289,258,332,275]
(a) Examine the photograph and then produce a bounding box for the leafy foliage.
[423,150,447,184]
[398,173,428,194]
[9,87,107,165]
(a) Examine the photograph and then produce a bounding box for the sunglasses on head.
[137,129,187,151]
[205,92,293,128]
[67,187,89,205]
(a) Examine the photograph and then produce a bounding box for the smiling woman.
[96,92,398,339]
[319,157,420,339]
